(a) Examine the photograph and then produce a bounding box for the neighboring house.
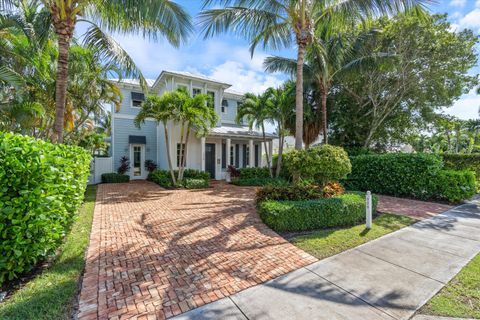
[111,70,276,180]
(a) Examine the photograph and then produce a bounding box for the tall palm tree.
[236,91,274,177]
[199,0,428,150]
[1,0,193,143]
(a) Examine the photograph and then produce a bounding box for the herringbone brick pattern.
[78,181,316,320]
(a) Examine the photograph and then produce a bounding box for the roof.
[209,125,277,139]
[110,78,156,87]
[154,70,232,89]
[224,88,245,97]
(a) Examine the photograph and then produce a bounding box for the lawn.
[291,213,415,260]
[420,253,480,319]
[0,185,97,320]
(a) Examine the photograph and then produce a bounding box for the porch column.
[249,139,254,168]
[269,140,273,168]
[226,138,231,167]
[201,137,206,171]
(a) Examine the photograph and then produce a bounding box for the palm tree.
[236,91,274,177]
[1,0,192,143]
[199,0,428,150]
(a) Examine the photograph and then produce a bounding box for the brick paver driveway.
[78,181,316,320]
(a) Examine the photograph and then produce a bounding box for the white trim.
[114,113,156,121]
[129,144,146,180]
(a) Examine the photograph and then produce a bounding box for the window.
[131,92,145,107]
[222,143,226,169]
[221,99,228,113]
[255,144,259,167]
[230,145,234,166]
[193,88,202,96]
[207,91,215,108]
[243,145,250,167]
[235,144,240,167]
[133,146,141,176]
[177,143,185,167]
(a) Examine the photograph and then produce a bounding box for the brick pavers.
[377,195,453,220]
[78,181,316,320]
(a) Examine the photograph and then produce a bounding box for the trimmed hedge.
[237,167,270,179]
[434,170,476,203]
[256,183,324,203]
[442,154,480,186]
[231,177,289,187]
[148,169,210,189]
[0,132,91,284]
[101,173,130,183]
[258,192,378,232]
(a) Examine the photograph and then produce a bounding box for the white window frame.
[129,144,145,179]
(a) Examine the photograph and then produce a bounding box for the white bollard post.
[366,191,372,229]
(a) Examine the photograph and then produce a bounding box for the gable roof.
[153,70,232,89]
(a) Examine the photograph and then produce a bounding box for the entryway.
[205,143,216,179]
[130,144,145,180]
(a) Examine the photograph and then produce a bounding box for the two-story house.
[111,70,276,180]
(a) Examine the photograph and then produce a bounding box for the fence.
[87,157,113,185]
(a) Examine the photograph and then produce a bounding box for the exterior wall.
[118,88,144,116]
[221,99,238,124]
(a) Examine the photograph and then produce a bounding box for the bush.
[433,170,476,203]
[183,169,210,181]
[258,192,378,232]
[144,160,157,173]
[148,169,210,189]
[256,183,324,203]
[101,173,130,183]
[0,132,91,284]
[238,167,270,179]
[183,178,209,189]
[231,177,289,187]
[442,154,480,186]
[284,145,351,185]
[148,170,174,188]
[117,156,130,174]
[345,153,443,200]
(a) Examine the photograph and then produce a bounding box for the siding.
[221,99,239,124]
[118,88,144,116]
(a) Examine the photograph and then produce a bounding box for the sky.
[83,0,480,120]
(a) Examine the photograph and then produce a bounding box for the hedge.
[258,192,378,232]
[101,173,130,183]
[231,177,289,187]
[434,170,476,203]
[148,169,210,189]
[0,132,91,284]
[442,154,480,186]
[237,167,270,179]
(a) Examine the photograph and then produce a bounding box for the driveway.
[78,181,316,320]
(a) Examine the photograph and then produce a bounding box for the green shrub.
[238,167,270,179]
[284,145,351,185]
[183,178,209,189]
[231,177,289,187]
[0,132,91,284]
[258,192,378,232]
[101,173,130,183]
[345,153,443,200]
[148,170,173,188]
[442,154,480,186]
[183,169,210,181]
[433,170,476,203]
[148,169,210,189]
[256,183,324,203]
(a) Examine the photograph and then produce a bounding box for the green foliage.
[183,169,211,181]
[442,154,480,185]
[101,173,130,183]
[148,169,210,189]
[238,167,270,179]
[284,145,351,185]
[183,178,209,189]
[231,177,289,187]
[258,192,378,232]
[433,170,476,203]
[148,170,173,188]
[255,183,324,203]
[0,132,91,284]
[346,153,443,199]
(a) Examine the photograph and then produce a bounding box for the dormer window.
[131,92,145,108]
[221,99,228,113]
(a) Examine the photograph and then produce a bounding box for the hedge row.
[148,169,210,189]
[345,153,475,202]
[258,192,378,232]
[0,132,91,284]
[231,177,288,187]
[237,167,271,179]
[442,154,480,186]
[101,173,130,183]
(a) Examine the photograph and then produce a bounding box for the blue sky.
[97,0,480,120]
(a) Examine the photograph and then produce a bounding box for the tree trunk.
[164,123,177,186]
[177,122,185,182]
[179,125,191,181]
[295,43,305,150]
[321,85,328,144]
[276,132,284,178]
[261,123,273,178]
[52,33,71,143]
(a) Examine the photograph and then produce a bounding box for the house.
[111,70,276,180]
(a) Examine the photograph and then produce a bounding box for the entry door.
[205,143,216,179]
[130,144,145,179]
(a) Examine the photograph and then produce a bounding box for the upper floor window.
[131,92,145,108]
[221,99,228,113]
[193,88,202,96]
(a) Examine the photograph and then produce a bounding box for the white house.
[111,70,276,180]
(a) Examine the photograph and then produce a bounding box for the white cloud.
[443,89,480,120]
[449,0,466,7]
[451,11,462,19]
[458,9,480,31]
[476,0,480,8]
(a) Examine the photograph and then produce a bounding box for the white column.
[249,139,254,168]
[226,138,231,167]
[268,140,273,168]
[201,137,206,171]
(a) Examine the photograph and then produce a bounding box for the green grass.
[0,185,97,320]
[420,253,480,319]
[292,213,415,260]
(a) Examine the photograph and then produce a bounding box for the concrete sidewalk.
[173,201,480,320]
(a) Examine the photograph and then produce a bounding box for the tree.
[236,91,274,177]
[1,0,192,143]
[200,0,427,150]
[135,89,218,185]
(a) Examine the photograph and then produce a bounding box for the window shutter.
[235,145,240,168]
[255,144,259,167]
[222,143,226,169]
[131,92,145,101]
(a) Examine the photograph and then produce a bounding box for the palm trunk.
[177,121,185,182]
[321,85,328,144]
[295,43,305,150]
[164,122,176,186]
[261,123,273,177]
[179,125,190,181]
[276,132,284,178]
[52,33,71,143]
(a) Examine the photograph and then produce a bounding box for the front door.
[130,144,145,179]
[205,143,216,179]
